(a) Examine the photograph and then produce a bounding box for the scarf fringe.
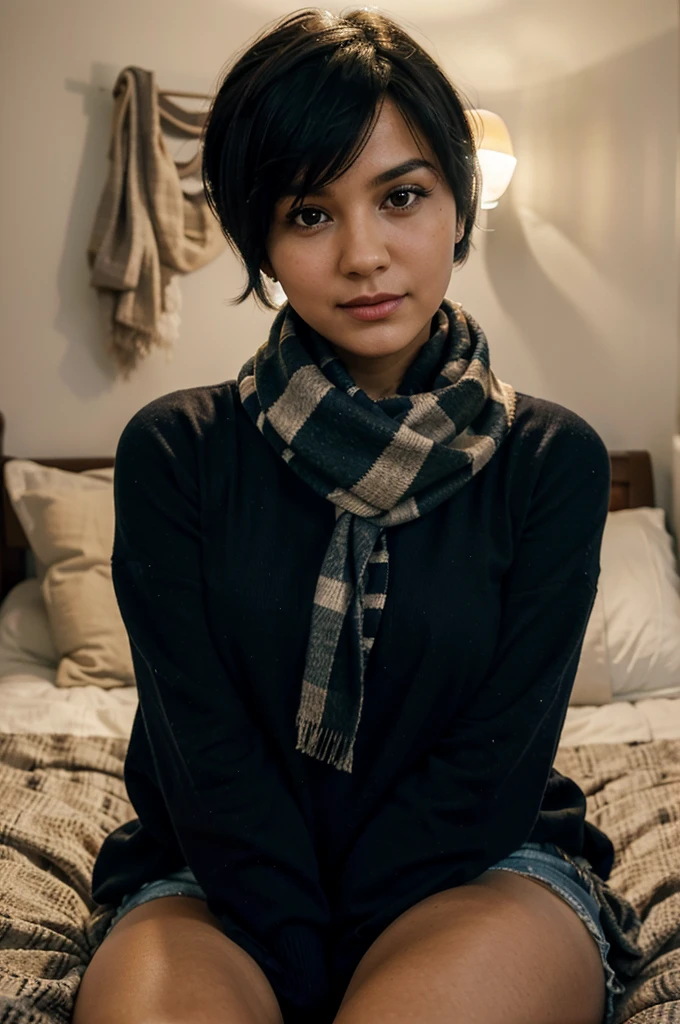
[296,717,354,774]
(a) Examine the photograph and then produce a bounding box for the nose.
[336,211,391,279]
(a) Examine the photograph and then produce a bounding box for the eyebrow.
[281,158,439,201]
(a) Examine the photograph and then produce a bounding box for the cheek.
[404,203,457,254]
[270,251,314,293]
[276,239,328,279]
[403,232,455,281]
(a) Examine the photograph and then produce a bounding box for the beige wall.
[0,0,678,525]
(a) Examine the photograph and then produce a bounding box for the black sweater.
[91,380,614,1021]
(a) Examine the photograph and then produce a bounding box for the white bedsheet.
[1,670,680,745]
[0,674,138,738]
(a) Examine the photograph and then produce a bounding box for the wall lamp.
[465,108,517,209]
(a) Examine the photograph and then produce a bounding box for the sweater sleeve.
[109,397,331,1014]
[332,414,611,975]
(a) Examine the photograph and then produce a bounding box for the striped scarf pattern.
[237,297,517,773]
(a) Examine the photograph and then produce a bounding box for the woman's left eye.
[286,185,433,231]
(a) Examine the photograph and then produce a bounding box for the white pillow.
[0,578,59,668]
[570,506,680,704]
[569,583,612,704]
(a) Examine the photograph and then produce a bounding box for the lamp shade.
[465,108,517,209]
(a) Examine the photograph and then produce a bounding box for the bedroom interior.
[0,0,679,1021]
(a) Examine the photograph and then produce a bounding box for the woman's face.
[263,97,462,396]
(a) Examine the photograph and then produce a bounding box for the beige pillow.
[3,460,134,688]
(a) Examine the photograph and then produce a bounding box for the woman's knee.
[73,895,284,1024]
[335,872,606,1024]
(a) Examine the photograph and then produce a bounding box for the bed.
[0,408,679,1024]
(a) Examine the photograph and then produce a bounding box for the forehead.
[281,101,439,201]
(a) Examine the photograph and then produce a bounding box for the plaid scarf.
[237,297,517,773]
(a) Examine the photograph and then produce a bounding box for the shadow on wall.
[481,27,677,416]
[481,196,612,412]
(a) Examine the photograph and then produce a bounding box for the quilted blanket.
[0,732,678,1023]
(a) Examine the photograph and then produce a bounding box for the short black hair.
[201,7,481,311]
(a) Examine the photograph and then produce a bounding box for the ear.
[455,220,465,244]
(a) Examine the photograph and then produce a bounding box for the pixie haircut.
[201,7,481,311]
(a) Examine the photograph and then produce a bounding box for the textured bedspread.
[0,734,128,1024]
[0,733,678,1023]
[555,741,680,1024]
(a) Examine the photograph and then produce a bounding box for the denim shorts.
[102,840,623,1024]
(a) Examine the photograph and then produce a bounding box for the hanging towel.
[87,67,226,377]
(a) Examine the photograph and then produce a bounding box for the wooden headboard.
[0,410,656,604]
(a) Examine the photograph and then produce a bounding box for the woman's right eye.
[286,207,328,230]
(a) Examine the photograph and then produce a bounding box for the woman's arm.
[332,415,611,977]
[108,396,331,1013]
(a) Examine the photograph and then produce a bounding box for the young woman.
[74,8,641,1024]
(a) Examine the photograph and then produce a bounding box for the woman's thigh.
[333,870,607,1024]
[73,895,284,1024]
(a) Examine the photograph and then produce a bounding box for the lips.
[339,295,405,320]
[340,293,404,307]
